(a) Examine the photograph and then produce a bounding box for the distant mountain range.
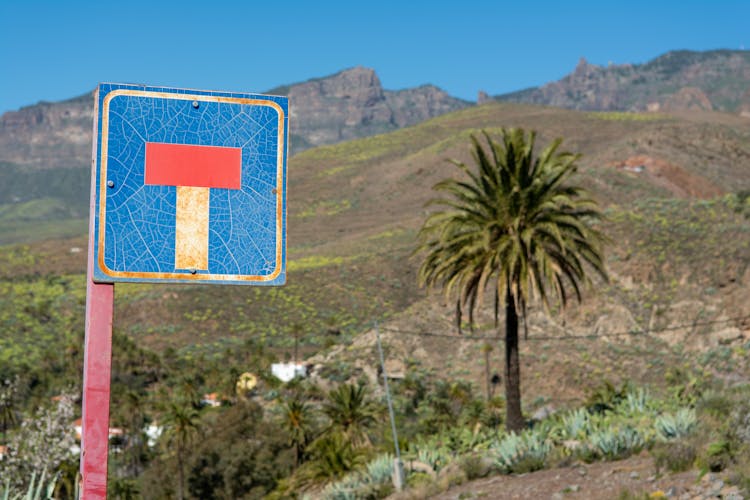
[492,49,750,115]
[2,49,749,171]
[0,67,469,169]
[266,67,469,153]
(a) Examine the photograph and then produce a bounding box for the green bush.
[652,441,697,472]
[698,439,734,473]
[457,453,492,480]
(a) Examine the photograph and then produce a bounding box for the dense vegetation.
[1,101,749,497]
[1,194,748,498]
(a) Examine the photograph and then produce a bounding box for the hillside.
[4,49,750,246]
[495,50,750,115]
[0,67,467,244]
[2,95,750,497]
[3,101,749,406]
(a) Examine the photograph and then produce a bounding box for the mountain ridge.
[495,49,750,115]
[3,49,750,171]
[0,67,468,168]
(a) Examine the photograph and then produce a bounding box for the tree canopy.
[416,128,607,430]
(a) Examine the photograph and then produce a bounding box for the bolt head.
[192,100,199,109]
[107,180,115,188]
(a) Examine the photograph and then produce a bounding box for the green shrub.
[730,400,750,444]
[616,490,650,500]
[585,380,632,414]
[696,390,733,420]
[457,453,492,480]
[652,441,697,472]
[698,439,734,473]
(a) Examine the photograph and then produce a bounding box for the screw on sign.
[80,83,288,499]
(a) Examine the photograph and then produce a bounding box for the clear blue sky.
[1,0,747,115]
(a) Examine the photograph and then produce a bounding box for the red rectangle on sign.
[145,143,242,189]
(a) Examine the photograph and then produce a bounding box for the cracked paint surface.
[92,83,288,285]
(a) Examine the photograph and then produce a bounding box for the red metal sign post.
[80,90,114,499]
[79,84,288,497]
[79,268,113,498]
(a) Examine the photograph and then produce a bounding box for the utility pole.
[375,323,405,490]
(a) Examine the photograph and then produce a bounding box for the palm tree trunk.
[483,344,491,402]
[456,299,463,335]
[504,286,524,432]
[177,441,185,500]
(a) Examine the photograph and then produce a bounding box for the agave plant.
[2,471,57,500]
[561,408,591,439]
[320,453,397,500]
[587,426,645,459]
[363,453,394,485]
[492,428,551,473]
[320,479,359,500]
[443,426,495,453]
[655,408,697,441]
[621,388,651,415]
[410,438,452,473]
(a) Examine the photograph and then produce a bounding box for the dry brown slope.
[288,102,750,252]
[294,102,750,407]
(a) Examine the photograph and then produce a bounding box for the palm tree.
[296,432,364,488]
[416,128,607,432]
[322,383,378,447]
[0,376,18,440]
[281,395,315,468]
[161,400,201,500]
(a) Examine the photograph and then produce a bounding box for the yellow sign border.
[97,89,286,282]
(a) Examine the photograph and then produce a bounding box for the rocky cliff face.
[0,93,94,168]
[0,67,468,168]
[277,66,468,153]
[496,50,750,115]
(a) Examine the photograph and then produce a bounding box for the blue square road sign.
[91,83,288,285]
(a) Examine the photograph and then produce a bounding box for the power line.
[378,314,750,342]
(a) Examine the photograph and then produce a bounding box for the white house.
[271,363,307,382]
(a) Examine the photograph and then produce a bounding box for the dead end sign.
[92,83,288,285]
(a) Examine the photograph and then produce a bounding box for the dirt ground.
[426,454,741,500]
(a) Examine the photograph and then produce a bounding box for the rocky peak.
[0,93,94,167]
[288,67,385,106]
[278,67,467,152]
[573,57,598,77]
[496,49,750,115]
[320,67,384,102]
